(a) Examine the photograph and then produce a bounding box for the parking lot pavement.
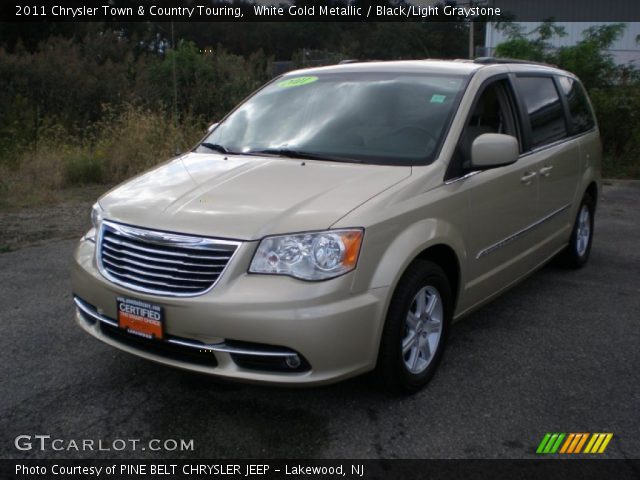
[1,182,638,460]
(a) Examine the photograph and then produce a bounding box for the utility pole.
[468,0,475,59]
[171,21,180,155]
[469,20,474,59]
[468,0,489,59]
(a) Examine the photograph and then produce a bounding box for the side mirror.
[207,122,219,133]
[471,133,519,169]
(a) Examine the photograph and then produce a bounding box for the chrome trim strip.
[102,258,216,283]
[102,250,225,275]
[444,128,597,186]
[476,203,571,259]
[74,296,118,327]
[74,296,298,358]
[102,269,208,290]
[518,128,596,159]
[97,220,242,297]
[102,243,227,267]
[104,220,239,249]
[103,235,234,260]
[444,170,482,185]
[166,338,297,358]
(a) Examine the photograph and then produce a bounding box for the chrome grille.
[97,221,240,296]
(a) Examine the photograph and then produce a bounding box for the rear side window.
[515,76,567,149]
[558,76,595,134]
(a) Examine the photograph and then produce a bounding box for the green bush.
[0,34,273,170]
[0,30,275,205]
[63,154,103,186]
[142,42,272,122]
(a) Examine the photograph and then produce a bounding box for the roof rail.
[474,57,557,68]
[337,59,384,65]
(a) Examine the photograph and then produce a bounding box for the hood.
[99,153,411,240]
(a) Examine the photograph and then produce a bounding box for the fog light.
[285,354,301,369]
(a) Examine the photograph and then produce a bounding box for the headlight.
[82,203,103,242]
[91,203,104,229]
[249,229,364,281]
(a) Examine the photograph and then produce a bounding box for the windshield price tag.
[278,76,318,88]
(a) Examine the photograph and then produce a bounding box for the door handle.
[539,165,554,177]
[520,171,537,185]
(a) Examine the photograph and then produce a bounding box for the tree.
[494,20,566,62]
[553,24,626,88]
[493,21,627,90]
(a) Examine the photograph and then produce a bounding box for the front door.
[448,78,541,312]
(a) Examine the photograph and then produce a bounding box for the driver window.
[447,80,519,180]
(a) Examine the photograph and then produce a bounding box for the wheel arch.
[585,180,598,207]
[361,219,466,308]
[413,244,461,312]
[373,242,462,392]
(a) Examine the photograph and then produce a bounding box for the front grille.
[98,221,240,296]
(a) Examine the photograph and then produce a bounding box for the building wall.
[484,22,640,65]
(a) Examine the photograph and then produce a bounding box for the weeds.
[0,104,205,207]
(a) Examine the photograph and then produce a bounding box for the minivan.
[72,59,601,392]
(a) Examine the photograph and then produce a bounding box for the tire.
[376,259,452,394]
[558,193,595,269]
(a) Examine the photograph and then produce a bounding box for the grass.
[0,105,204,209]
[602,155,640,180]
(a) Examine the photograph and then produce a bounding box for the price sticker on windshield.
[278,76,318,88]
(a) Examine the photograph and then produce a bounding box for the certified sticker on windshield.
[278,76,318,88]
[430,94,447,103]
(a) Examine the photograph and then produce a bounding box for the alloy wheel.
[402,286,444,374]
[576,204,591,257]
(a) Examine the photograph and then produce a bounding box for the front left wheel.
[376,260,452,394]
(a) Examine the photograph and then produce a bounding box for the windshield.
[199,72,467,165]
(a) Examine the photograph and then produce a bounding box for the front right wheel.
[376,260,452,394]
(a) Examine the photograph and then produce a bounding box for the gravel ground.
[0,185,108,252]
[0,181,638,460]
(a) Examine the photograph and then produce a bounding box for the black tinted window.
[558,76,595,134]
[516,76,567,148]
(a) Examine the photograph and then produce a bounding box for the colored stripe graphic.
[584,434,599,453]
[549,433,565,453]
[572,433,589,453]
[559,433,575,453]
[543,433,559,453]
[536,433,565,454]
[537,433,613,454]
[562,433,587,454]
[597,433,614,453]
[536,433,552,454]
[584,433,614,454]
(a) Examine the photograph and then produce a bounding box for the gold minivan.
[72,59,601,392]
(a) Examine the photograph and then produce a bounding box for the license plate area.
[117,296,164,340]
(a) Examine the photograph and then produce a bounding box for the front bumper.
[71,239,389,385]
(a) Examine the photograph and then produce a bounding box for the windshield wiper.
[200,142,235,154]
[247,148,361,163]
